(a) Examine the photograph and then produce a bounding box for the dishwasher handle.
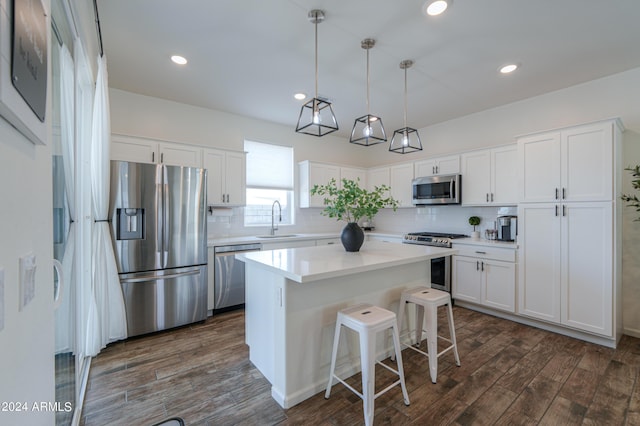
[214,243,262,254]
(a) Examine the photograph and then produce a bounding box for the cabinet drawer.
[453,245,516,262]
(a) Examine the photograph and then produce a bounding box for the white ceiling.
[96,0,640,138]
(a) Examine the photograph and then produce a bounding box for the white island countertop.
[236,241,456,284]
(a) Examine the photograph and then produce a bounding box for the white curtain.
[86,55,127,356]
[58,44,76,354]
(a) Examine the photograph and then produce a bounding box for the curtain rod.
[93,0,104,57]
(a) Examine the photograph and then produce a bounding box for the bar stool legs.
[396,286,460,383]
[325,303,409,426]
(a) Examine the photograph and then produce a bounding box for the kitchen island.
[236,241,456,408]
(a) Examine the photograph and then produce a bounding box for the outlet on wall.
[19,254,36,311]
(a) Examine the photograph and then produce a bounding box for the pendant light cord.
[314,12,319,99]
[366,47,370,116]
[403,66,408,128]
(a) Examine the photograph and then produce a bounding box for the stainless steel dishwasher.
[213,243,262,311]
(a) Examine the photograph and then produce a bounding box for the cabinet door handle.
[476,260,480,271]
[432,166,436,174]
[481,261,484,271]
[152,152,155,162]
[491,193,494,202]
[486,193,489,202]
[226,194,230,203]
[475,251,486,254]
[555,188,559,200]
[161,153,164,163]
[563,205,566,216]
[555,205,558,216]
[221,194,225,203]
[562,188,566,199]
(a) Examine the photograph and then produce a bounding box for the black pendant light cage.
[389,59,423,154]
[295,10,338,137]
[350,38,386,146]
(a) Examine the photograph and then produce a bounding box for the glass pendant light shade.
[296,97,339,136]
[350,38,386,146]
[296,10,338,137]
[389,126,422,154]
[390,59,423,154]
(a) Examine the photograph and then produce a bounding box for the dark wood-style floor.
[81,307,640,425]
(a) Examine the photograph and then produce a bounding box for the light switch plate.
[19,254,36,311]
[0,268,5,331]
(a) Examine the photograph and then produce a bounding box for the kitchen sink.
[255,234,299,238]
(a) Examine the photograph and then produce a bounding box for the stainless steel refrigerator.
[109,160,208,337]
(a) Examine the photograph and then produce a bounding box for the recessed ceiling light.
[424,0,450,16]
[294,93,307,100]
[171,55,187,65]
[499,64,518,74]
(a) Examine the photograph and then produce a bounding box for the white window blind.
[245,140,294,190]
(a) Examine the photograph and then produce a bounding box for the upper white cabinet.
[461,145,517,205]
[111,134,202,167]
[389,163,414,208]
[299,161,340,208]
[203,148,246,207]
[414,155,460,177]
[340,166,367,188]
[367,166,390,190]
[518,120,618,203]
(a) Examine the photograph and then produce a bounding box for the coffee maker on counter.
[497,215,517,242]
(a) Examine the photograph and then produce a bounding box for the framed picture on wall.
[0,0,48,145]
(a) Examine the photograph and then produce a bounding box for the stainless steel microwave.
[412,174,461,205]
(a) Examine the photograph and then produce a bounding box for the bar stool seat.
[395,286,460,383]
[325,303,409,426]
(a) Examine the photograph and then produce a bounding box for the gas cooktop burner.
[402,231,468,247]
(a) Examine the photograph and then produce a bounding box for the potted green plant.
[311,178,398,251]
[622,165,640,221]
[468,216,481,239]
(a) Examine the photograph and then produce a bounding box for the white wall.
[0,120,55,425]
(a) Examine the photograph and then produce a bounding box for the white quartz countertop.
[207,231,403,247]
[452,237,518,249]
[235,241,457,283]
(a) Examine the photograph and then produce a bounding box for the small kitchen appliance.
[497,216,517,242]
[402,231,467,292]
[411,174,461,205]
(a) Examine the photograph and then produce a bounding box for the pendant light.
[349,39,386,146]
[295,10,338,137]
[389,60,423,154]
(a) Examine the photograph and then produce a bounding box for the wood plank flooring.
[81,307,640,425]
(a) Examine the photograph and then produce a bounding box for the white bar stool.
[395,286,460,383]
[325,303,410,426]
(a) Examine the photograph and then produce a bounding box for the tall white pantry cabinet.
[517,119,623,344]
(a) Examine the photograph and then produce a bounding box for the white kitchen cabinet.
[414,155,460,177]
[111,134,202,167]
[518,120,619,203]
[461,145,517,206]
[518,202,613,335]
[203,148,246,207]
[452,244,516,313]
[340,167,367,188]
[367,166,390,190]
[299,161,341,208]
[315,237,341,246]
[389,162,414,208]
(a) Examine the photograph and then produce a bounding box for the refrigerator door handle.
[120,269,201,283]
[155,166,164,266]
[163,166,170,267]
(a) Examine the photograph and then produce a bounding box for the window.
[244,140,294,226]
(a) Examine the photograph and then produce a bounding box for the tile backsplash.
[208,205,517,238]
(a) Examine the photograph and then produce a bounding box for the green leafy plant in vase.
[622,165,640,221]
[469,216,481,239]
[311,178,398,251]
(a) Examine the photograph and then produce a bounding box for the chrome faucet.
[271,200,282,235]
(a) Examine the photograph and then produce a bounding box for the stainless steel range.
[402,231,467,292]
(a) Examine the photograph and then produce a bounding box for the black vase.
[341,222,365,252]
